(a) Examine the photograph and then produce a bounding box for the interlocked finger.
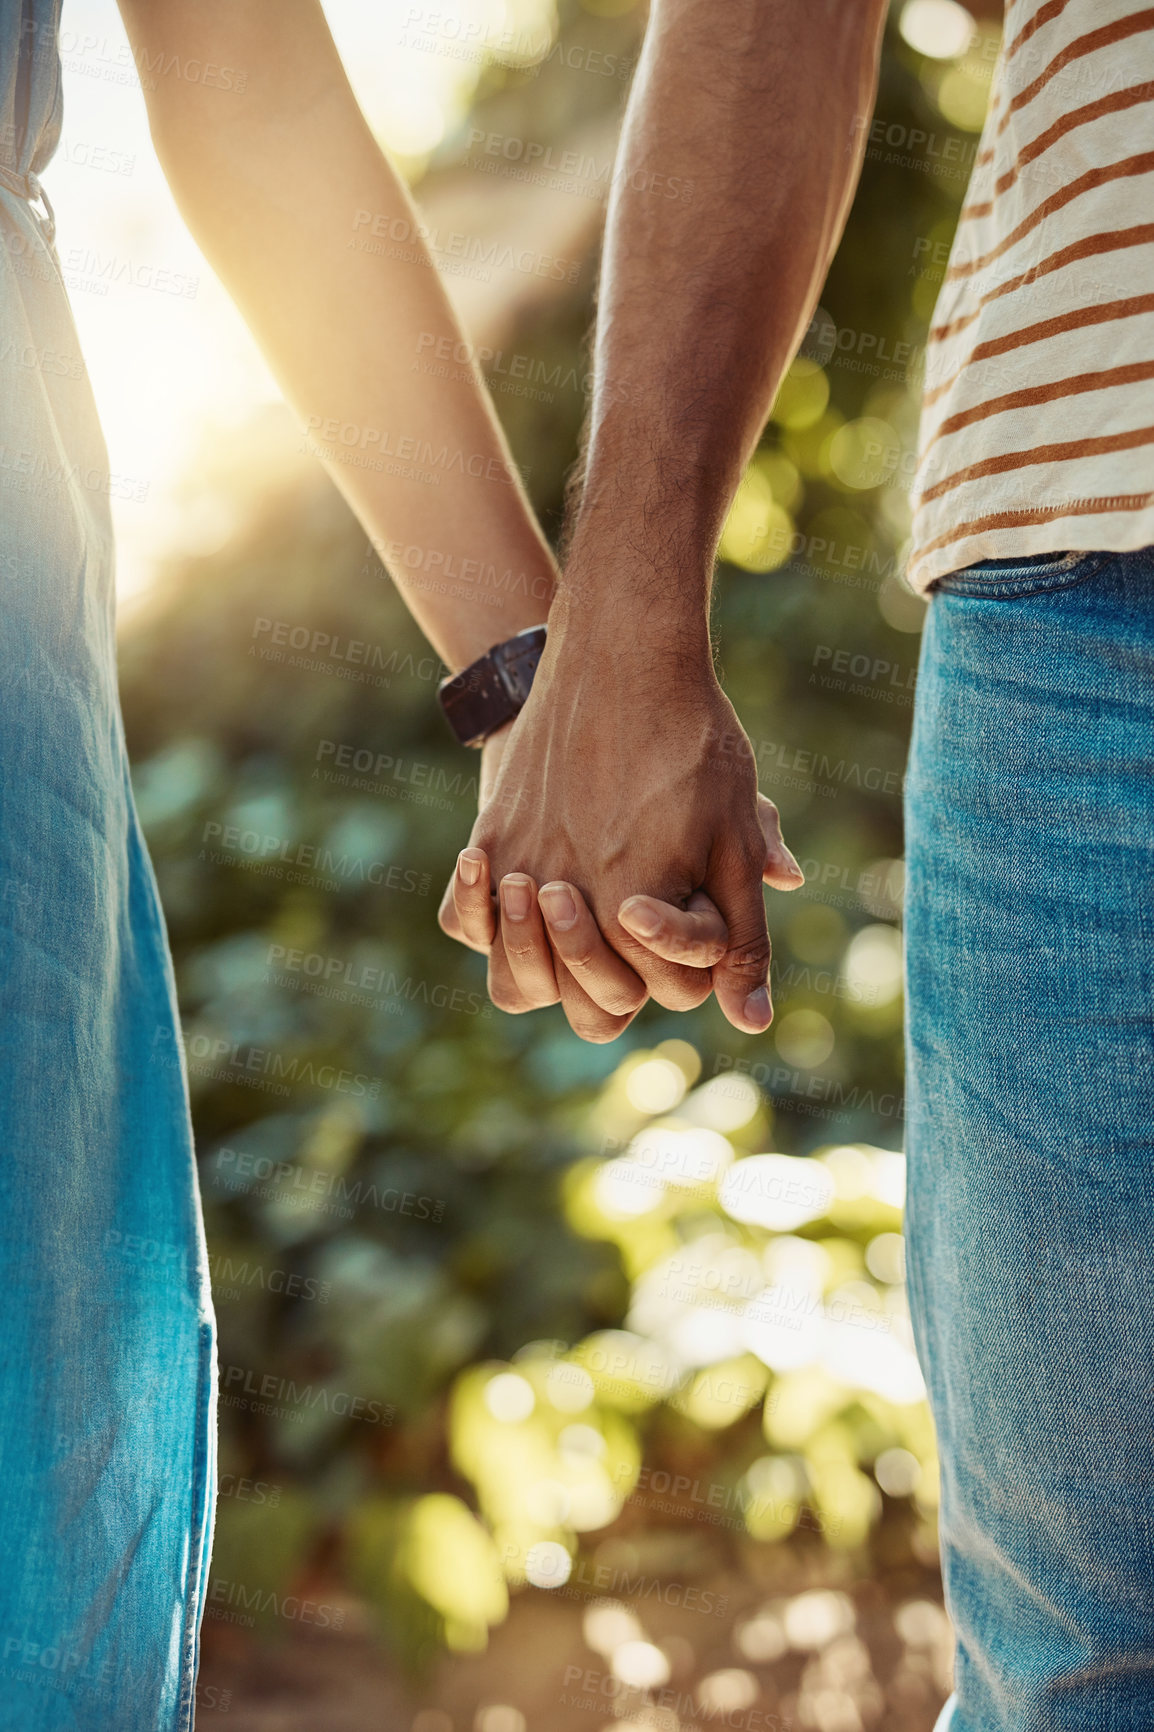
[538,882,649,1022]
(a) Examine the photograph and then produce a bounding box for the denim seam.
[931,551,1111,601]
[175,1317,216,1732]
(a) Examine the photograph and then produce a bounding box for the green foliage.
[118,0,971,1667]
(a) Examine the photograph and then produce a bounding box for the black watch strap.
[437,625,548,747]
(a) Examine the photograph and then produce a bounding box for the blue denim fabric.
[0,4,217,1726]
[905,548,1154,1730]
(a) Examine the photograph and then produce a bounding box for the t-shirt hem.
[905,513,1154,595]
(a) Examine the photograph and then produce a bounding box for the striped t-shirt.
[907,0,1154,593]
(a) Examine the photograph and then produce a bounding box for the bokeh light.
[92,0,960,1702]
[625,1057,688,1115]
[841,924,904,1005]
[525,1541,572,1588]
[611,1640,671,1688]
[774,1008,837,1069]
[697,1669,759,1713]
[583,1600,644,1655]
[721,1154,836,1231]
[899,0,974,59]
[783,1590,855,1650]
[484,1372,536,1423]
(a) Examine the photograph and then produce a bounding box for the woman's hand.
[438,783,803,1044]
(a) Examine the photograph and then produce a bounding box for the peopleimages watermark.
[855,114,980,184]
[744,525,898,591]
[553,1344,676,1406]
[558,1665,786,1731]
[712,1052,905,1126]
[351,207,583,287]
[915,240,1135,330]
[367,532,552,605]
[211,1144,448,1224]
[513,1549,729,1616]
[249,613,447,687]
[661,1266,896,1343]
[56,136,136,176]
[810,643,917,706]
[793,855,903,909]
[218,1473,283,1506]
[264,940,490,1020]
[182,1030,383,1101]
[700,720,904,799]
[205,1578,345,1632]
[0,1630,147,1709]
[414,329,593,405]
[0,444,149,503]
[612,1462,837,1539]
[312,737,479,810]
[210,1252,330,1306]
[219,1363,396,1428]
[397,8,637,84]
[773,957,882,1007]
[754,738,905,799]
[805,311,923,380]
[103,1227,333,1303]
[59,247,199,301]
[302,410,523,485]
[463,128,694,205]
[195,1684,232,1714]
[199,819,432,897]
[52,30,249,95]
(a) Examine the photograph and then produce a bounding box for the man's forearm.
[117,0,556,673]
[559,0,887,644]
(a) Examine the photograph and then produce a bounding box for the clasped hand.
[437,620,803,1043]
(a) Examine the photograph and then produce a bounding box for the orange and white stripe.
[908,1,1154,591]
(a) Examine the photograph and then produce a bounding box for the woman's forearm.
[117,0,557,671]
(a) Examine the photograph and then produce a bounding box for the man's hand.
[438,784,804,1042]
[439,703,700,1044]
[437,611,804,1041]
[441,0,885,1026]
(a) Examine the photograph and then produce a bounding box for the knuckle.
[559,940,598,976]
[674,933,726,965]
[740,833,767,871]
[570,1012,629,1044]
[598,982,647,1018]
[504,937,542,966]
[726,937,771,976]
[650,973,713,1012]
[487,979,526,1015]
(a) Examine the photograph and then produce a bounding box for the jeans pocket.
[931,549,1109,599]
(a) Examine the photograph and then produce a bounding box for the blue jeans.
[0,72,216,1732]
[905,548,1154,1730]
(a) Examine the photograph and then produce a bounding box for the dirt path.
[197,1562,950,1732]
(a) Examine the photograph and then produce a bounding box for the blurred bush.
[118,0,987,1679]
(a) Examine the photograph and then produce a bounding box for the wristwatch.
[437,624,548,747]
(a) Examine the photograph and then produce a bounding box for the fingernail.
[743,986,772,1029]
[539,882,578,930]
[619,897,661,937]
[458,850,482,887]
[501,876,533,920]
[782,849,805,884]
